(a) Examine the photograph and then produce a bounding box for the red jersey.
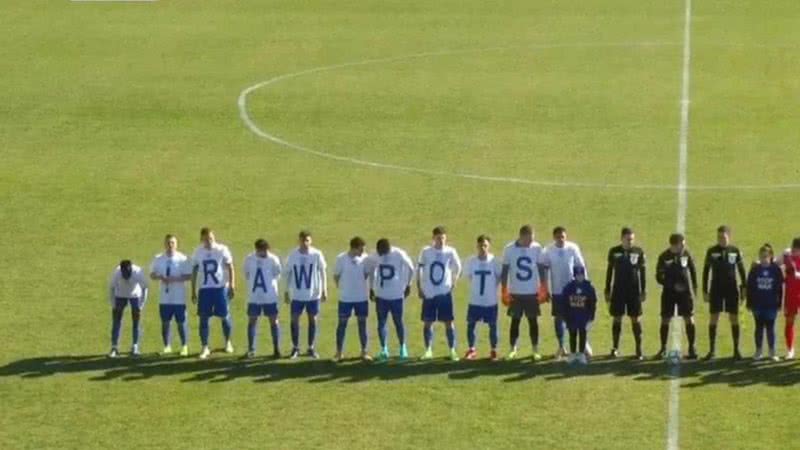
[784,254,800,295]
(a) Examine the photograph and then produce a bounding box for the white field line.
[667,1,692,450]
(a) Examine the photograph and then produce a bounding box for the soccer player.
[108,259,149,358]
[702,225,747,361]
[747,244,783,361]
[284,230,328,359]
[190,227,235,360]
[243,238,282,359]
[563,266,597,365]
[604,227,647,360]
[417,226,462,361]
[367,238,414,361]
[782,238,800,359]
[541,226,588,359]
[333,237,371,362]
[655,233,698,360]
[464,235,502,361]
[501,224,547,361]
[149,234,192,357]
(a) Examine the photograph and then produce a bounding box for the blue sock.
[554,317,566,347]
[446,325,456,350]
[199,316,210,346]
[467,322,477,348]
[132,316,141,346]
[177,320,188,346]
[290,320,299,349]
[754,319,764,350]
[308,317,317,349]
[270,322,280,353]
[336,318,347,353]
[377,315,388,349]
[424,326,433,349]
[392,312,405,346]
[358,319,368,351]
[489,321,499,349]
[111,311,122,347]
[161,321,171,347]
[248,320,257,352]
[766,320,776,351]
[221,316,232,341]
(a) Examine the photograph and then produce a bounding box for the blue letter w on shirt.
[293,264,314,290]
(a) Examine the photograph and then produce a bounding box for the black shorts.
[610,293,642,317]
[709,288,739,314]
[661,291,693,318]
[507,294,540,319]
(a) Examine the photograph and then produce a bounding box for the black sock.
[632,322,643,354]
[527,317,539,348]
[708,324,717,353]
[686,322,696,350]
[612,321,622,349]
[659,323,669,351]
[510,317,521,348]
[732,324,740,352]
[579,328,587,353]
[569,329,578,353]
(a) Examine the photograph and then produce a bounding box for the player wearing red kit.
[783,238,800,359]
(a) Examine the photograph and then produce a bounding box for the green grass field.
[2,1,799,448]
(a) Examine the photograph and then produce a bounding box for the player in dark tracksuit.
[605,227,647,360]
[746,244,783,361]
[563,266,596,364]
[702,225,748,360]
[655,233,698,360]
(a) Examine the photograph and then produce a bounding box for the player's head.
[573,265,586,282]
[298,230,312,250]
[621,227,635,248]
[432,226,447,248]
[200,227,215,247]
[669,233,685,252]
[518,224,533,246]
[553,226,567,247]
[254,238,269,257]
[376,238,391,256]
[758,243,774,264]
[792,237,800,254]
[717,225,731,247]
[476,234,491,256]
[349,236,366,255]
[164,234,177,253]
[119,259,133,280]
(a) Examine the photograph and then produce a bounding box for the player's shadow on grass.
[3,353,799,386]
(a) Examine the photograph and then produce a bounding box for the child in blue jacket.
[563,266,597,364]
[747,243,784,361]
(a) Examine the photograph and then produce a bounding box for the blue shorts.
[376,298,403,320]
[551,294,568,317]
[159,304,186,322]
[248,303,279,317]
[753,307,779,322]
[291,300,320,316]
[114,297,143,311]
[198,288,229,317]
[339,301,368,319]
[467,304,498,324]
[421,293,454,322]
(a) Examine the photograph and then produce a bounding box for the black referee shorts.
[709,287,740,314]
[610,292,642,317]
[661,291,693,318]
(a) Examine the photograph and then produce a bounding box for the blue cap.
[572,265,586,277]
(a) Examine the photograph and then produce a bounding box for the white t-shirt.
[542,241,587,295]
[334,252,369,303]
[244,252,282,304]
[502,241,545,295]
[418,245,462,298]
[109,264,149,304]
[191,243,233,290]
[367,247,415,300]
[149,252,192,305]
[284,247,327,302]
[465,254,502,306]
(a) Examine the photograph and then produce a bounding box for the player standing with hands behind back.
[655,233,698,360]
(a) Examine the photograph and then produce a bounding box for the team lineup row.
[107,225,800,364]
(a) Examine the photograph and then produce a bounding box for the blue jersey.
[747,263,783,310]
[562,279,597,324]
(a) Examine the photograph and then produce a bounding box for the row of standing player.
[106,225,800,363]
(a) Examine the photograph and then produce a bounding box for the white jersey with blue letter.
[149,251,192,305]
[191,243,233,290]
[244,252,282,304]
[465,254,502,307]
[367,247,415,300]
[284,247,327,302]
[334,252,369,303]
[502,241,545,295]
[418,245,462,299]
[542,241,587,295]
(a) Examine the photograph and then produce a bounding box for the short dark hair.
[476,234,491,244]
[200,227,212,237]
[717,225,731,234]
[350,236,366,249]
[621,227,634,237]
[519,225,533,236]
[254,239,269,251]
[553,226,567,236]
[298,230,312,240]
[164,234,176,241]
[119,260,132,278]
[793,237,800,250]
[432,226,447,236]
[669,233,685,245]
[376,238,391,256]
[760,243,774,258]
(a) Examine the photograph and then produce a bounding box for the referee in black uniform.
[604,227,647,359]
[655,233,698,360]
[702,225,747,360]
